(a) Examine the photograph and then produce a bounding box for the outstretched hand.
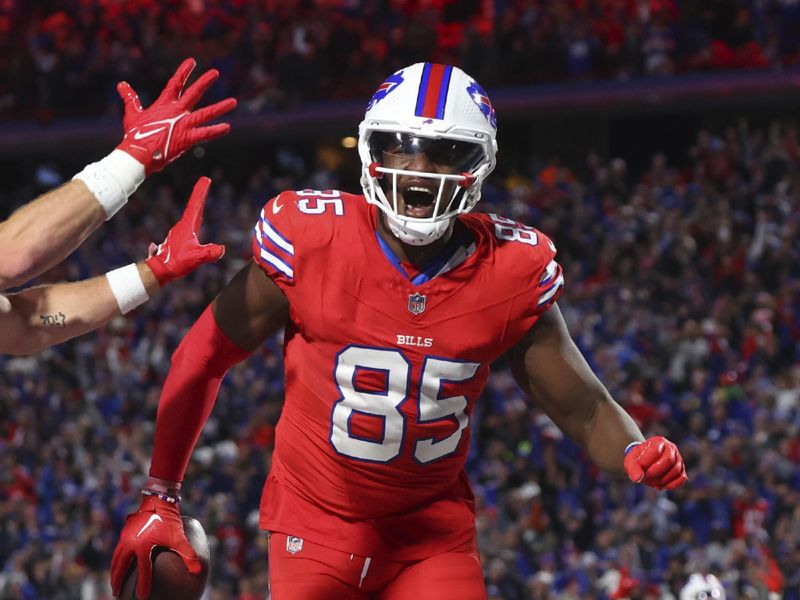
[116,58,237,175]
[145,177,225,286]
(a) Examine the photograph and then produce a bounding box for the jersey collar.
[374,228,474,286]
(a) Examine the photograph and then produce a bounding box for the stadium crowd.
[0,114,797,599]
[2,0,800,121]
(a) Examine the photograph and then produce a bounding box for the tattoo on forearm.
[40,312,66,327]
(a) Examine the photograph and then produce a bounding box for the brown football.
[119,517,210,600]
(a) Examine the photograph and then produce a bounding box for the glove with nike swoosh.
[145,177,225,286]
[110,493,201,599]
[623,436,688,490]
[117,57,237,175]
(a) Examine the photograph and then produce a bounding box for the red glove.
[145,177,225,286]
[110,494,201,599]
[623,436,688,490]
[116,58,237,175]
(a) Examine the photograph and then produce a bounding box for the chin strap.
[386,213,453,246]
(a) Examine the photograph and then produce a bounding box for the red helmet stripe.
[415,63,452,119]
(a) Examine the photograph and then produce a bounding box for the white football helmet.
[358,62,498,245]
[680,574,726,600]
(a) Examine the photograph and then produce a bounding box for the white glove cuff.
[106,263,149,314]
[73,150,146,219]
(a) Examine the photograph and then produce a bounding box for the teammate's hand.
[623,436,687,490]
[145,177,225,286]
[110,494,201,599]
[116,58,237,175]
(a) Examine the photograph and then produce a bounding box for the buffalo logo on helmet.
[466,80,496,129]
[367,70,405,111]
[408,293,427,315]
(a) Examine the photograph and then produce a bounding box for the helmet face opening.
[368,131,485,221]
[370,132,485,174]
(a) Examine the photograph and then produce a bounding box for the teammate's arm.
[0,263,158,356]
[110,260,288,600]
[508,303,687,489]
[0,181,107,290]
[0,58,235,291]
[0,177,224,356]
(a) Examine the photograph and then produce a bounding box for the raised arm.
[0,181,107,290]
[0,58,236,291]
[508,303,687,488]
[0,262,158,355]
[0,177,223,356]
[110,259,289,600]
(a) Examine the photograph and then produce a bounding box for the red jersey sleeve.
[252,192,297,291]
[531,232,564,314]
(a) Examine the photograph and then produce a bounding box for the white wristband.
[73,150,146,219]
[106,263,149,314]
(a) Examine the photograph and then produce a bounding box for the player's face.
[372,132,483,219]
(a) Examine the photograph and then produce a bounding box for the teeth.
[406,186,433,194]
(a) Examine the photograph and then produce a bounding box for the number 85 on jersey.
[330,346,480,464]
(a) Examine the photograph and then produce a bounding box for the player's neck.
[375,215,455,268]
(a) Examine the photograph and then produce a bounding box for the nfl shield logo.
[286,536,304,555]
[408,293,427,315]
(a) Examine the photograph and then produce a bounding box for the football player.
[0,59,233,355]
[111,63,687,600]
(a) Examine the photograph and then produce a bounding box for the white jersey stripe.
[254,223,294,278]
[539,260,558,285]
[537,273,564,305]
[259,247,294,279]
[358,557,372,588]
[259,210,295,255]
[254,221,293,263]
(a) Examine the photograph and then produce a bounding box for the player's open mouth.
[401,183,437,218]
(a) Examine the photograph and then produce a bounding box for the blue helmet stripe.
[414,62,433,117]
[434,65,453,119]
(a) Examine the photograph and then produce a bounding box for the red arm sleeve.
[149,305,252,482]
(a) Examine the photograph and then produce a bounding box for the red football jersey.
[251,189,563,560]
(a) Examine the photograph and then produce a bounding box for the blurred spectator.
[2,0,800,122]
